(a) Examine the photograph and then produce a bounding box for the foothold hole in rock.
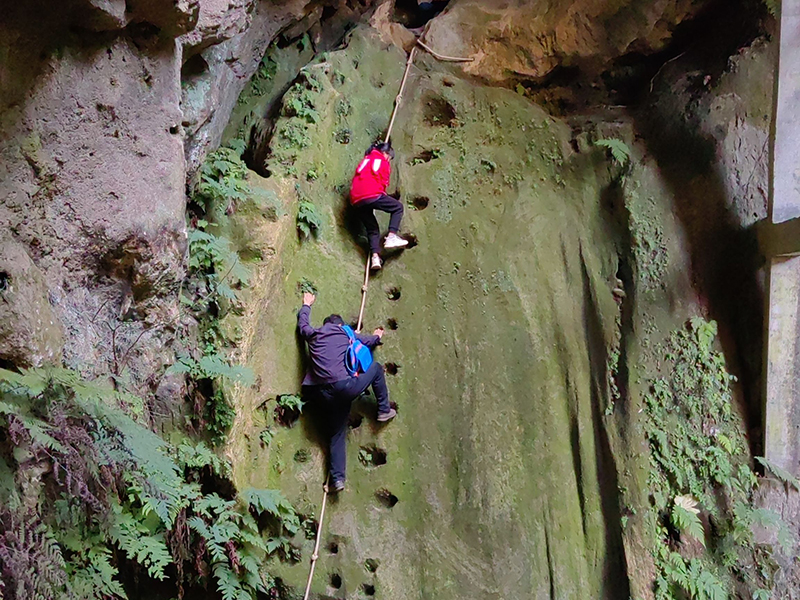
[358,445,387,467]
[384,362,400,376]
[386,287,401,301]
[423,96,457,127]
[362,583,376,596]
[365,558,379,573]
[400,233,418,249]
[328,541,339,554]
[330,573,342,589]
[386,318,398,330]
[0,272,9,293]
[349,414,364,429]
[293,449,309,463]
[335,128,352,144]
[410,196,430,211]
[375,489,398,508]
[409,150,439,165]
[274,394,303,427]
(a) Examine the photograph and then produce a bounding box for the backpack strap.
[341,324,359,376]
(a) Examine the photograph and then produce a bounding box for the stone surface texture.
[426,0,705,82]
[765,0,800,476]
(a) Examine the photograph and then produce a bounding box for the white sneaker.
[384,233,409,249]
[371,254,382,270]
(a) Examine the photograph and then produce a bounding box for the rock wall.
[426,0,706,83]
[223,27,641,599]
[216,10,777,597]
[0,0,374,407]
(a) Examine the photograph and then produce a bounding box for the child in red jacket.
[350,141,408,270]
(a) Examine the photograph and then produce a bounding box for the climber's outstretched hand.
[303,292,316,306]
[373,327,385,339]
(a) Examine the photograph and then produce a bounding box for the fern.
[169,353,254,386]
[594,138,632,167]
[296,198,322,239]
[108,501,172,580]
[0,514,68,600]
[243,488,299,534]
[643,320,772,598]
[175,440,232,477]
[195,146,250,213]
[0,365,299,600]
[188,226,251,302]
[756,456,800,491]
[672,496,705,546]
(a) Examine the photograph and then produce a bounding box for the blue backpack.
[341,324,373,376]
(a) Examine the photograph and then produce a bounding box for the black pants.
[315,362,391,483]
[354,194,404,254]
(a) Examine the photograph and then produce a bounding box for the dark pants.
[354,194,404,254]
[315,361,391,483]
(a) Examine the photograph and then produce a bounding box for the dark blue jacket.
[298,305,381,385]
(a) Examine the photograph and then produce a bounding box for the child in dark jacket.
[350,141,408,270]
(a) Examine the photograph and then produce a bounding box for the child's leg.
[370,195,404,234]
[356,204,382,254]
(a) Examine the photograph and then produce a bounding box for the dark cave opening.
[393,0,450,29]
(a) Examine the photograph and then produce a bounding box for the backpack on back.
[341,324,373,376]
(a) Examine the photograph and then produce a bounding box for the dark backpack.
[341,324,373,376]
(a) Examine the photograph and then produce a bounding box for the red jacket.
[350,150,390,204]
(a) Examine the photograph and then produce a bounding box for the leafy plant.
[188,223,250,306]
[594,138,632,167]
[671,496,705,546]
[169,352,254,386]
[297,199,322,239]
[276,394,304,413]
[298,278,318,295]
[0,366,299,600]
[282,88,320,124]
[194,146,251,214]
[259,429,274,447]
[643,319,776,599]
[756,456,800,491]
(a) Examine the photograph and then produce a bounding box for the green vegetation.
[276,394,304,414]
[180,145,256,445]
[270,71,324,173]
[0,367,299,600]
[298,277,318,295]
[594,138,632,168]
[194,141,250,213]
[644,318,776,600]
[756,456,800,491]
[297,198,322,239]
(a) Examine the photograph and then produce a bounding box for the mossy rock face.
[226,28,636,599]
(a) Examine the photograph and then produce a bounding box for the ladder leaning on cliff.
[301,28,473,600]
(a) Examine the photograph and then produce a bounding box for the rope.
[302,476,331,600]
[356,38,421,333]
[356,252,371,333]
[300,29,475,599]
[415,39,474,63]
